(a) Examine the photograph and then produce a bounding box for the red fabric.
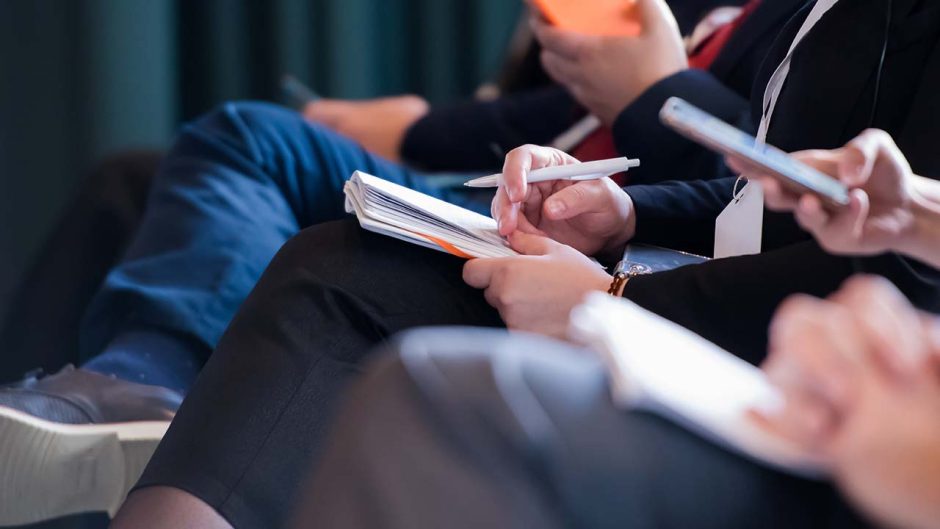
[688,0,762,70]
[570,0,761,185]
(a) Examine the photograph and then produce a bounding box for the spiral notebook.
[344,171,517,259]
[569,293,827,478]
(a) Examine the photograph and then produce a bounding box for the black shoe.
[0,366,182,525]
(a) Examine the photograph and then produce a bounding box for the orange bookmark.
[416,232,476,259]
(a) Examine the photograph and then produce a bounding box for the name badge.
[714,179,763,259]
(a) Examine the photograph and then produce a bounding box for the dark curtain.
[0,0,523,331]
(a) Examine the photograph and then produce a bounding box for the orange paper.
[416,232,476,259]
[532,0,641,37]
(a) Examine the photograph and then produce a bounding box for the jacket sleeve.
[612,69,751,186]
[623,177,735,256]
[609,68,754,256]
[400,86,580,172]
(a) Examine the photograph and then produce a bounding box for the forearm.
[401,86,580,172]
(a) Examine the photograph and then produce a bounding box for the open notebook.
[569,293,828,478]
[344,171,516,259]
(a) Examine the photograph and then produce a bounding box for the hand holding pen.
[487,146,641,258]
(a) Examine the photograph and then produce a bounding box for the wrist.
[602,191,637,258]
[895,190,940,264]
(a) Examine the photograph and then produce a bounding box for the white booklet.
[569,293,827,478]
[344,171,517,259]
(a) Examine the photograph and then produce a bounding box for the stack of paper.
[344,171,517,259]
[569,293,827,478]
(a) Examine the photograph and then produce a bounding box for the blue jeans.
[80,101,493,393]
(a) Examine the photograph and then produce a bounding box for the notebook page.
[569,293,827,478]
[346,180,512,258]
[344,171,516,258]
[352,172,508,245]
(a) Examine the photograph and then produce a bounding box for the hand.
[303,95,429,161]
[756,276,940,529]
[533,0,687,125]
[463,232,612,339]
[727,129,923,257]
[492,145,636,258]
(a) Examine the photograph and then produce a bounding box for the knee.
[180,101,302,157]
[172,101,341,172]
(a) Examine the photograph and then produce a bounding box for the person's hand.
[756,276,940,529]
[492,145,636,258]
[303,95,429,161]
[532,0,687,125]
[727,129,922,256]
[463,231,612,339]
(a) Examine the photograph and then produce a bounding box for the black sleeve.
[623,177,735,256]
[611,69,751,186]
[607,68,753,256]
[400,86,580,173]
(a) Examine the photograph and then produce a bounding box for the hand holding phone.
[659,97,850,208]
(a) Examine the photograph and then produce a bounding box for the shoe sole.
[0,405,169,526]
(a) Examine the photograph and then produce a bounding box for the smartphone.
[659,97,850,208]
[280,74,321,110]
[531,0,641,37]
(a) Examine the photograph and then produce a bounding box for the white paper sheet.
[569,293,827,478]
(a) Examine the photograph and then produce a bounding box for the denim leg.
[80,101,492,392]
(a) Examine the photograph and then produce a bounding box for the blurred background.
[0,2,521,524]
[0,0,523,332]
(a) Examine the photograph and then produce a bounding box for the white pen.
[464,157,640,188]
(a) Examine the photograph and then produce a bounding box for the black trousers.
[297,329,869,529]
[138,218,864,528]
[136,219,503,528]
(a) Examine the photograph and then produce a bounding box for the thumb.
[543,182,603,220]
[634,0,674,34]
[509,231,558,256]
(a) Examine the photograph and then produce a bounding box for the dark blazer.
[400,0,786,173]
[624,0,940,365]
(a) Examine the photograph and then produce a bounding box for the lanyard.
[756,0,839,142]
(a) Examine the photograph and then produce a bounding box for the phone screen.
[531,0,641,37]
[659,97,850,207]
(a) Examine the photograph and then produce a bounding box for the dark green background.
[0,0,522,326]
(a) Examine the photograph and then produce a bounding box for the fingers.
[840,129,908,187]
[540,50,583,90]
[542,180,607,220]
[635,0,680,35]
[831,275,929,380]
[492,186,520,236]
[463,258,503,289]
[495,145,580,235]
[768,295,862,408]
[761,179,801,211]
[508,231,559,256]
[794,189,869,249]
[531,17,584,61]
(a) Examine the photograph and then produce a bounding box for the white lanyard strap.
[756,0,838,142]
